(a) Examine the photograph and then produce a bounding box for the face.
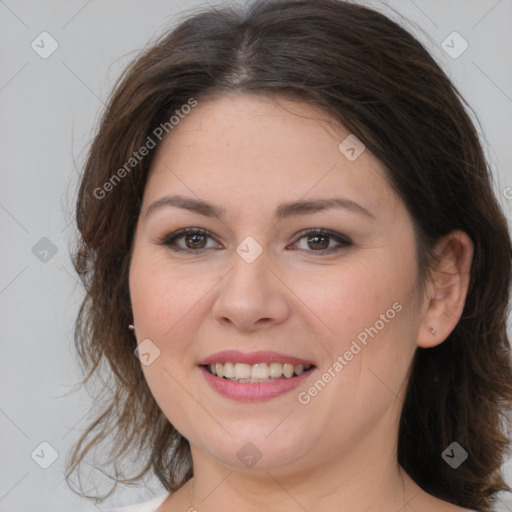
[129,92,424,474]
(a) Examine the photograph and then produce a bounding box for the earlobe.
[417,230,474,349]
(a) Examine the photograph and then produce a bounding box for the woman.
[66,0,512,511]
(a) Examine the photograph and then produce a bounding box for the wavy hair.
[66,1,512,510]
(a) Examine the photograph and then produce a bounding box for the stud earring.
[128,324,136,332]
[429,326,437,335]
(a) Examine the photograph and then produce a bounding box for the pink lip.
[200,366,316,401]
[198,350,314,366]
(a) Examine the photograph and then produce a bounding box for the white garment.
[103,492,170,512]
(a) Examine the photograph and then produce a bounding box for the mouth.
[202,361,315,383]
[198,351,317,401]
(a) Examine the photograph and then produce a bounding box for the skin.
[128,92,474,512]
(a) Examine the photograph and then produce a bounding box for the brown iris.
[185,233,207,249]
[307,234,329,250]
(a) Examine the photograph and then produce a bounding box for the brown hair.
[66,1,512,510]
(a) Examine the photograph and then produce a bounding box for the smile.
[205,362,314,382]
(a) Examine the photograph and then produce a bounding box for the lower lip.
[200,366,315,401]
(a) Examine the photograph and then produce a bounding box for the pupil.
[308,235,329,250]
[186,234,206,248]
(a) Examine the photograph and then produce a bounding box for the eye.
[289,228,352,254]
[159,228,221,253]
[158,227,352,255]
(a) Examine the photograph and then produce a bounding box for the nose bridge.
[212,239,290,330]
[230,242,269,294]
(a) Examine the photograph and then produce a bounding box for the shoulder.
[101,493,170,512]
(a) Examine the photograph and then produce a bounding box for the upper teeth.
[208,362,312,380]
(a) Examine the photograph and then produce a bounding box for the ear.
[417,230,474,349]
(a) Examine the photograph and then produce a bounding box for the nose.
[212,248,291,332]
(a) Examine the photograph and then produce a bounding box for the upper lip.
[199,350,315,366]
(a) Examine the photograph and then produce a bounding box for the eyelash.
[159,227,352,255]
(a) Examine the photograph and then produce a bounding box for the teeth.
[234,363,252,379]
[223,362,235,378]
[283,363,294,378]
[269,362,283,378]
[207,362,312,381]
[251,363,269,379]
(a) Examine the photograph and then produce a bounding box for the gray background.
[1,0,511,511]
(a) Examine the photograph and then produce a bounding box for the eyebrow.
[143,194,375,222]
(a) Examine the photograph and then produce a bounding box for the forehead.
[144,93,398,218]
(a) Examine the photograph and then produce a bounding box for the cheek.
[129,250,209,429]
[291,261,418,434]
[291,259,406,342]
[129,248,217,341]
[290,249,418,381]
